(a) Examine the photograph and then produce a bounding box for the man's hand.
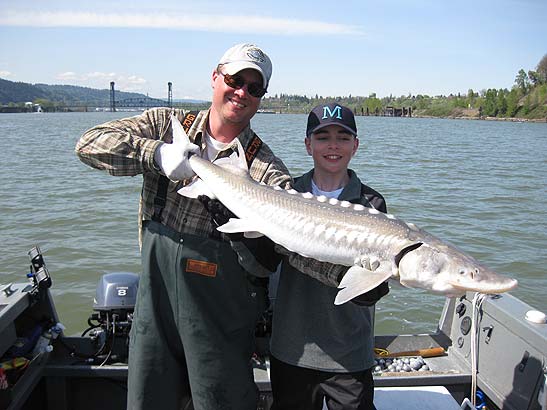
[198,195,236,228]
[198,195,281,273]
[154,117,199,181]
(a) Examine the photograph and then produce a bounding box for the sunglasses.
[218,71,267,98]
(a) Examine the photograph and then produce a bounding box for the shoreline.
[405,114,547,123]
[1,109,546,123]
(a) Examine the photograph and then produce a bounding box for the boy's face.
[305,124,359,174]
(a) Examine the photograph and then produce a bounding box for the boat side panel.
[449,292,547,410]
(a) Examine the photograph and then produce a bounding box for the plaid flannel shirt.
[76,107,292,239]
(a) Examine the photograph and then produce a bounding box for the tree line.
[260,54,547,120]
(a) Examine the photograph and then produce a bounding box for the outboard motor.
[93,272,139,319]
[84,272,139,364]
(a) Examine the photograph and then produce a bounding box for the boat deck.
[3,272,547,410]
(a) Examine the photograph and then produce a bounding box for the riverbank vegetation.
[260,54,547,121]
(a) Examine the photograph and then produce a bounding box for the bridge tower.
[110,82,116,112]
[168,82,173,108]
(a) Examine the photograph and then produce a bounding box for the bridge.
[100,82,211,112]
[108,81,171,111]
[110,96,172,110]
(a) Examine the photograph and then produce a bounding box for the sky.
[0,0,546,101]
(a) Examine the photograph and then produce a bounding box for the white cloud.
[0,10,363,36]
[54,71,148,92]
[126,75,147,85]
[86,72,117,79]
[0,70,13,78]
[56,71,78,81]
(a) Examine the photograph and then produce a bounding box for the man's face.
[211,67,263,126]
[305,125,359,174]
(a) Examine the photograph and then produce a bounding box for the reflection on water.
[0,112,545,335]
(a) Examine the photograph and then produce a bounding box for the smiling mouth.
[229,98,245,109]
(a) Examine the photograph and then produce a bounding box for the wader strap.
[245,133,262,166]
[210,133,263,241]
[152,111,199,222]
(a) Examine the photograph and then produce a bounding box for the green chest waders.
[128,222,268,410]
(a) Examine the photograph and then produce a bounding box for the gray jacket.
[270,169,386,372]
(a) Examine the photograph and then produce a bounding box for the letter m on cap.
[322,105,342,119]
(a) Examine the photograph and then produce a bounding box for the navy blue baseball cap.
[306,103,357,137]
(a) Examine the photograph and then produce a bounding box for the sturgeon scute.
[173,117,518,304]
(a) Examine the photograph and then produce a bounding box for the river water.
[0,112,545,336]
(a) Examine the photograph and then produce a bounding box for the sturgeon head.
[395,233,518,297]
[334,223,518,304]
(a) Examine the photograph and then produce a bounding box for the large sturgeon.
[172,117,518,304]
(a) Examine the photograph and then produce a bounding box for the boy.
[270,103,388,410]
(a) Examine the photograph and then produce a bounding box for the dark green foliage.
[483,89,498,117]
[515,69,530,94]
[0,78,51,104]
[536,54,547,84]
[506,89,519,117]
[496,90,508,116]
[0,78,151,105]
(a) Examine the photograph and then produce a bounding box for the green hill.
[0,78,52,104]
[0,78,148,105]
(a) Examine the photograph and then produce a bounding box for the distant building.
[25,102,43,112]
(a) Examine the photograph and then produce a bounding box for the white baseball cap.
[218,43,272,89]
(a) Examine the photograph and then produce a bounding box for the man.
[76,43,292,410]
[269,103,388,410]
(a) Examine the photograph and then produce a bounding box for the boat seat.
[321,386,462,410]
[374,386,462,410]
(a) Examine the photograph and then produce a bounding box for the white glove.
[154,116,200,181]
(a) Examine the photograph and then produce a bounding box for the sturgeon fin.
[217,218,264,238]
[213,138,249,175]
[338,263,389,288]
[171,114,191,145]
[334,266,392,305]
[177,178,216,199]
[173,112,204,198]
